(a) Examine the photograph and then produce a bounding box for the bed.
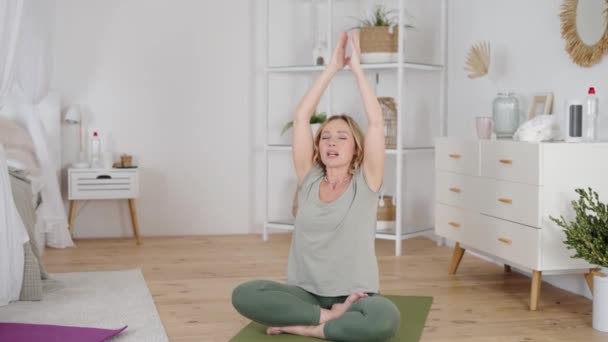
[0,93,62,305]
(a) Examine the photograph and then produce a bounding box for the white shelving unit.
[261,0,447,256]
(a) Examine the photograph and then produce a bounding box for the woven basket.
[379,97,397,148]
[360,26,399,53]
[377,195,396,221]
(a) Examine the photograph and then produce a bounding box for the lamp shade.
[64,105,81,124]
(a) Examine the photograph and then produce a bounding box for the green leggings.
[231,280,400,342]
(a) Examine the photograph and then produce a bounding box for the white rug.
[0,269,168,341]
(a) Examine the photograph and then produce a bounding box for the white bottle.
[585,87,599,142]
[90,131,101,168]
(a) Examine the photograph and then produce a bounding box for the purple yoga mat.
[0,322,128,342]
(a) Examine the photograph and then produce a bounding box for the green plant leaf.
[349,4,414,29]
[311,113,327,124]
[549,187,608,268]
[281,121,294,135]
[281,112,327,135]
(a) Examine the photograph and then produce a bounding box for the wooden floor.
[43,234,607,342]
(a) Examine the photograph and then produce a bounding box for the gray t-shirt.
[287,165,380,296]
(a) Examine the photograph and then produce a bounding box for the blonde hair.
[312,114,365,175]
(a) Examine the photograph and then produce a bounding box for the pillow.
[5,148,40,176]
[0,116,40,176]
[0,116,35,151]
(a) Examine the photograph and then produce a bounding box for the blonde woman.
[232,31,399,341]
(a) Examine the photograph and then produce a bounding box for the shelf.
[375,226,434,240]
[266,62,444,73]
[266,220,295,231]
[263,0,447,256]
[266,145,435,153]
[266,220,433,240]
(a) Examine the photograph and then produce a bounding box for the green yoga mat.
[230,295,433,342]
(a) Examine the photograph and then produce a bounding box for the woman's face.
[318,119,356,170]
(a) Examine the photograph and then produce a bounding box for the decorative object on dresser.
[549,188,608,331]
[435,137,608,310]
[475,116,493,140]
[528,93,554,119]
[560,0,608,67]
[68,168,142,244]
[492,92,520,139]
[565,100,584,142]
[513,114,561,143]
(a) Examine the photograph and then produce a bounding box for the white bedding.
[0,145,30,306]
[1,93,73,249]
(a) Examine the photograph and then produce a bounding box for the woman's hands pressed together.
[327,31,362,74]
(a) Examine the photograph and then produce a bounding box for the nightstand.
[68,168,142,244]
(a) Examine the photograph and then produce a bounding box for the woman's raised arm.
[292,32,350,184]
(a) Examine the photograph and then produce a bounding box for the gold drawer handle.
[449,187,462,193]
[449,154,462,159]
[448,221,461,228]
[498,237,512,245]
[499,159,513,164]
[498,198,512,204]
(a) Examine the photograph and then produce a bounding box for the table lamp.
[64,105,89,168]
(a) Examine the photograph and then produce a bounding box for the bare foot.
[320,292,368,323]
[266,324,325,338]
[266,326,283,335]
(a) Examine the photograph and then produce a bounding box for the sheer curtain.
[15,0,73,248]
[0,0,22,101]
[0,0,28,307]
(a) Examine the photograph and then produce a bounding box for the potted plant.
[549,187,608,332]
[281,112,327,136]
[352,4,414,63]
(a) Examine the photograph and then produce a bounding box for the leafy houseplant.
[550,187,608,332]
[352,4,414,63]
[281,112,327,135]
[549,187,608,269]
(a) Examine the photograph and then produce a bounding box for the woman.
[232,31,400,341]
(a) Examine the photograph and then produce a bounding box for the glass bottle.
[492,92,520,139]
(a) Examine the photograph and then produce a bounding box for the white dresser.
[435,137,608,310]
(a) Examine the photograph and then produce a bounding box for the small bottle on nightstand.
[90,131,102,168]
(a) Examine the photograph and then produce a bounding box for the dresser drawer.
[480,140,540,185]
[478,177,541,227]
[476,214,540,270]
[435,203,474,244]
[436,171,478,210]
[435,138,478,176]
[69,169,139,200]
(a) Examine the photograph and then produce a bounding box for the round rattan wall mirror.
[560,0,608,67]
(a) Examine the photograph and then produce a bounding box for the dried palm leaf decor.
[464,41,490,79]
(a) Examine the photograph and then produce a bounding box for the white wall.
[448,0,608,140]
[447,0,607,299]
[51,0,254,237]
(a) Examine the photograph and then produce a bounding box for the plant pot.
[360,26,399,63]
[593,268,608,332]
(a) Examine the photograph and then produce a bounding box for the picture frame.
[528,93,554,119]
